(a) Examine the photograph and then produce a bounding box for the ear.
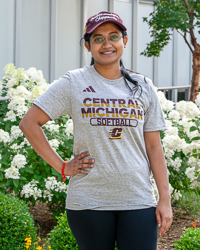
[123,36,128,48]
[84,41,91,52]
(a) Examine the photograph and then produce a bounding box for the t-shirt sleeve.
[33,73,72,120]
[144,80,166,132]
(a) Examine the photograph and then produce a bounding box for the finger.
[79,158,95,164]
[155,210,161,228]
[77,169,89,174]
[77,151,90,160]
[159,220,167,237]
[79,164,94,169]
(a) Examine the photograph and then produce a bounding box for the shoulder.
[67,65,93,78]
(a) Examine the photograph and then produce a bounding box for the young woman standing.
[20,11,172,250]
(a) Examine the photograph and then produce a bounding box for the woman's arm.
[19,105,94,176]
[144,131,173,237]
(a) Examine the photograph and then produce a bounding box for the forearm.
[146,144,170,201]
[20,121,63,174]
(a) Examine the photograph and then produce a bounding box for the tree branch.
[189,10,197,49]
[183,0,189,8]
[183,31,194,53]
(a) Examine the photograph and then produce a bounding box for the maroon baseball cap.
[83,11,127,37]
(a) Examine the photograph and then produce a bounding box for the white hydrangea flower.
[182,143,192,155]
[195,92,200,108]
[21,184,34,198]
[185,102,200,118]
[160,99,174,112]
[6,88,16,99]
[173,157,182,171]
[0,129,10,143]
[10,143,22,150]
[28,85,44,102]
[21,180,42,199]
[188,157,200,171]
[176,101,187,118]
[45,176,58,190]
[49,139,60,150]
[65,119,73,136]
[44,121,60,132]
[55,181,68,192]
[168,110,180,121]
[8,96,25,110]
[7,96,28,118]
[185,167,196,182]
[4,110,16,122]
[43,190,54,201]
[13,68,28,82]
[11,125,23,140]
[164,148,175,159]
[6,78,19,88]
[165,126,178,136]
[3,63,16,81]
[162,134,186,152]
[176,101,200,119]
[11,154,27,169]
[172,190,182,200]
[165,120,172,129]
[15,85,31,100]
[190,180,200,189]
[32,187,42,200]
[5,166,20,179]
[25,67,44,84]
[20,138,30,147]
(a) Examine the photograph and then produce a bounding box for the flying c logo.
[109,128,123,140]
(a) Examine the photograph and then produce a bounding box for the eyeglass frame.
[89,34,123,44]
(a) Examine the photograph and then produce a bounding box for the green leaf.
[190,126,198,132]
[13,179,19,188]
[0,173,3,181]
[24,166,34,174]
[191,136,200,141]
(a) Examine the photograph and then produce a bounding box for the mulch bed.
[29,201,200,249]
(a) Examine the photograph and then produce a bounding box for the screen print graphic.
[81,94,143,140]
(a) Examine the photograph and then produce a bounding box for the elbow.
[19,118,26,133]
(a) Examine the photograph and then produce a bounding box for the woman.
[20,11,172,250]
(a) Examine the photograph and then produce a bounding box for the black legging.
[67,207,158,250]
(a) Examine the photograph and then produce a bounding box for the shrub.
[46,213,78,249]
[0,192,37,250]
[0,64,73,218]
[173,227,200,249]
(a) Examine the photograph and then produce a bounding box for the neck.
[93,63,123,80]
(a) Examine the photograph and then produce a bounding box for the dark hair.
[83,24,143,97]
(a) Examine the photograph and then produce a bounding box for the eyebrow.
[91,31,119,38]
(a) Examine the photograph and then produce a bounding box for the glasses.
[90,34,123,44]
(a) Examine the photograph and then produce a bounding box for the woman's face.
[85,22,128,67]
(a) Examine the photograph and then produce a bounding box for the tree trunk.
[189,45,200,102]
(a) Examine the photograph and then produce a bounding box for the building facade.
[0,0,199,99]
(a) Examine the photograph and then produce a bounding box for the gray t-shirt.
[34,65,166,210]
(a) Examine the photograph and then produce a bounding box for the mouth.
[100,51,116,55]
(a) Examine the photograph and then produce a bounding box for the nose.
[102,38,113,48]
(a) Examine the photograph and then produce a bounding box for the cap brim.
[84,20,127,37]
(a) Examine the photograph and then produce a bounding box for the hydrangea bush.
[0,63,200,216]
[0,64,74,217]
[156,90,200,198]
